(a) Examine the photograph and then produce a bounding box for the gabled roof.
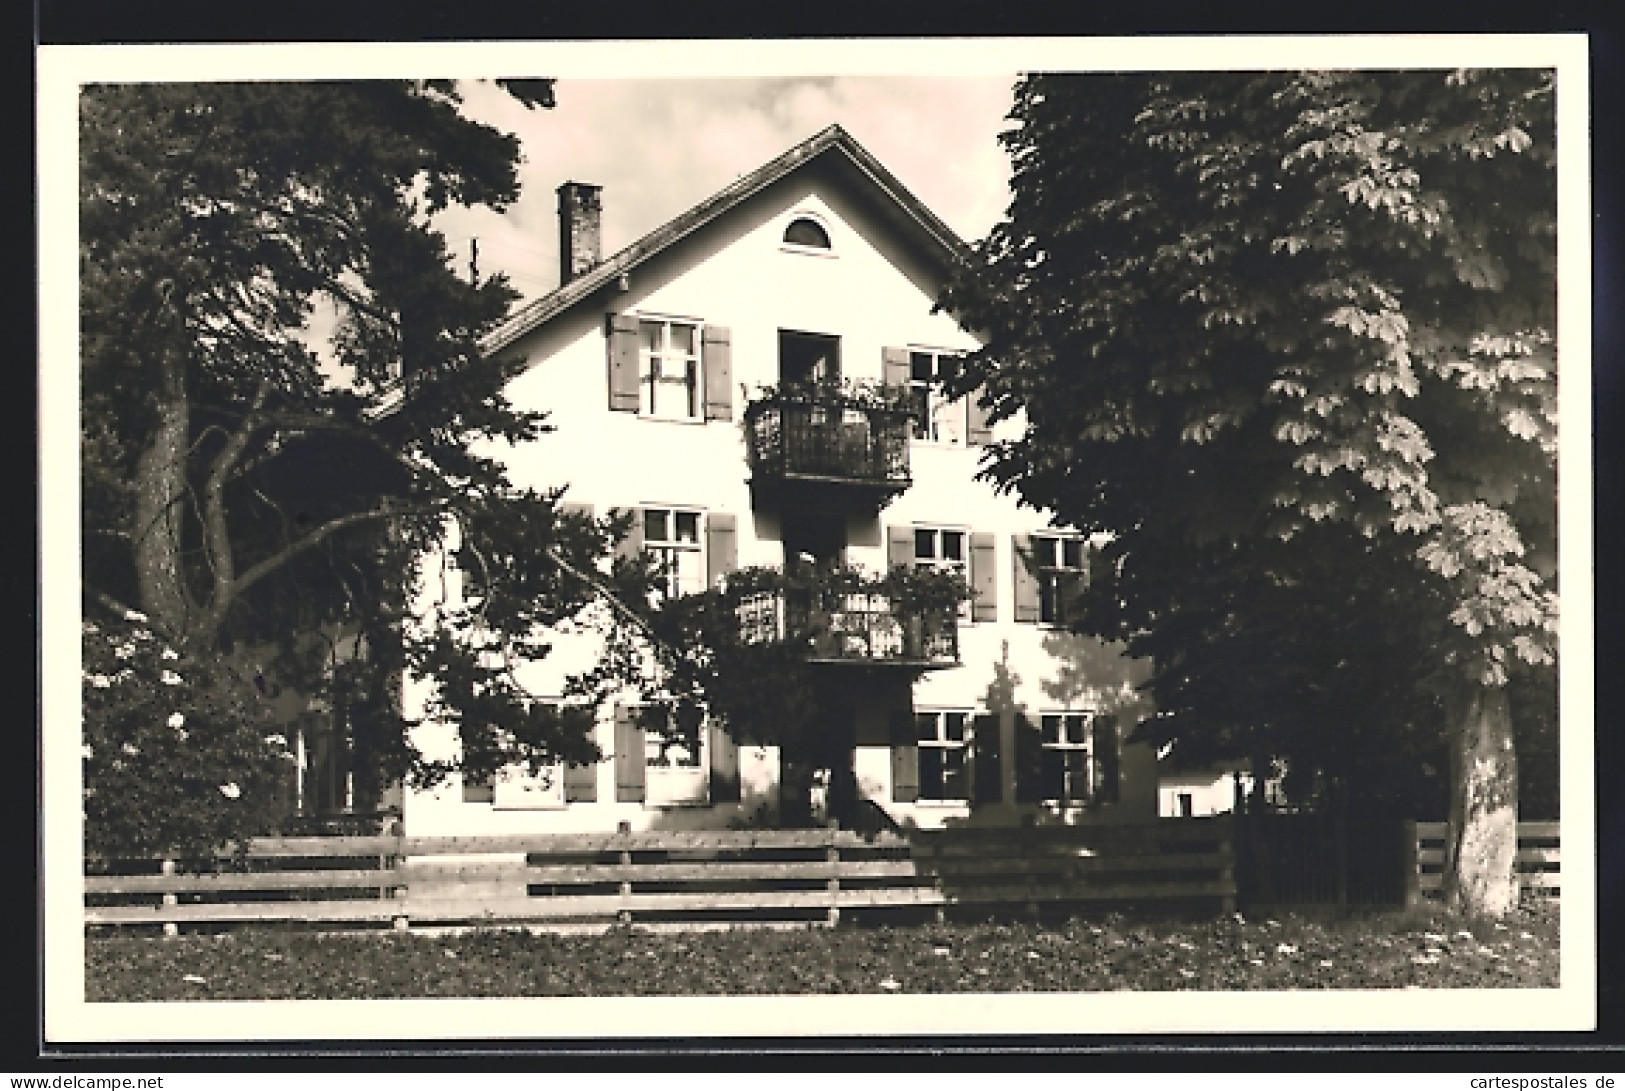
[480,124,972,356]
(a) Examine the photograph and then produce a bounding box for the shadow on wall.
[1039,629,1155,726]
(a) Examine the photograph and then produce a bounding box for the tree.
[942,70,1557,916]
[80,80,652,848]
[566,560,971,826]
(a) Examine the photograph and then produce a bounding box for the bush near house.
[86,901,1556,1000]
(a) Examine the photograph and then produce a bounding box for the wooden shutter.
[705,511,738,588]
[881,346,912,389]
[462,773,494,804]
[708,720,740,803]
[889,709,919,803]
[1093,714,1121,805]
[606,313,641,412]
[613,703,645,803]
[1013,713,1043,804]
[563,759,597,803]
[965,388,993,446]
[1012,534,1041,623]
[971,712,1001,806]
[886,524,915,571]
[561,706,598,803]
[702,325,733,421]
[613,506,645,565]
[969,531,997,622]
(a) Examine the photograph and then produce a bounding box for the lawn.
[86,901,1559,1001]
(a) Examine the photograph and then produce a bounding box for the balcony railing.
[736,584,959,669]
[743,392,912,501]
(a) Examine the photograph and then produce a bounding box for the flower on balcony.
[745,376,917,416]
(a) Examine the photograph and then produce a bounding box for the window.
[1177,792,1195,819]
[779,330,840,388]
[783,216,831,249]
[643,507,704,600]
[640,706,702,770]
[916,710,971,802]
[1040,711,1095,805]
[908,349,967,445]
[635,704,709,807]
[639,318,701,420]
[913,525,970,618]
[1033,534,1088,626]
[468,703,597,809]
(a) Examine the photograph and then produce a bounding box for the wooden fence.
[84,819,1235,933]
[1414,820,1561,901]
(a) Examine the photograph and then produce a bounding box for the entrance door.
[782,511,846,572]
[779,330,840,388]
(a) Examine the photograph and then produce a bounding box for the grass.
[85,900,1559,1001]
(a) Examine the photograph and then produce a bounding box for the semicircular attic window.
[783,217,832,250]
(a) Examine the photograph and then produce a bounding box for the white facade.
[401,128,1161,837]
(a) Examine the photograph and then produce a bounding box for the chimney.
[557,181,603,286]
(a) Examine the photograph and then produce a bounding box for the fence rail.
[84,820,1237,933]
[1414,820,1561,900]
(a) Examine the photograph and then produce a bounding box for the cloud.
[434,75,1017,304]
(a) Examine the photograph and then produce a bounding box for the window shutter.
[563,760,598,803]
[562,705,598,802]
[606,313,641,412]
[886,524,915,571]
[702,325,733,421]
[889,710,919,803]
[969,532,997,622]
[1093,714,1121,805]
[1013,713,1043,804]
[1012,534,1041,623]
[708,720,740,803]
[965,388,993,446]
[613,506,645,565]
[881,346,911,389]
[613,703,645,803]
[972,712,1001,806]
[462,774,494,804]
[705,511,738,588]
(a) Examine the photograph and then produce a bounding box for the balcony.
[736,578,960,670]
[743,389,913,510]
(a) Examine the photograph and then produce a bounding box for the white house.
[399,125,1164,838]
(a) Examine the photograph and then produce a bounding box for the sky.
[432,76,1020,304]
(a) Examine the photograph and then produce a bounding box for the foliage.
[82,609,291,860]
[940,70,1557,821]
[567,562,971,754]
[86,901,1559,999]
[744,375,917,417]
[79,79,657,844]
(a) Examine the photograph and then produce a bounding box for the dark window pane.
[916,713,938,742]
[941,532,964,562]
[918,747,945,798]
[784,217,831,248]
[1063,538,1084,569]
[910,351,933,382]
[1041,714,1061,745]
[942,750,968,799]
[915,529,936,560]
[1067,714,1089,745]
[944,712,966,741]
[1040,749,1065,801]
[643,508,668,543]
[1039,573,1059,624]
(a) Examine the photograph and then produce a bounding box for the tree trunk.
[130,361,194,640]
[1444,684,1520,917]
